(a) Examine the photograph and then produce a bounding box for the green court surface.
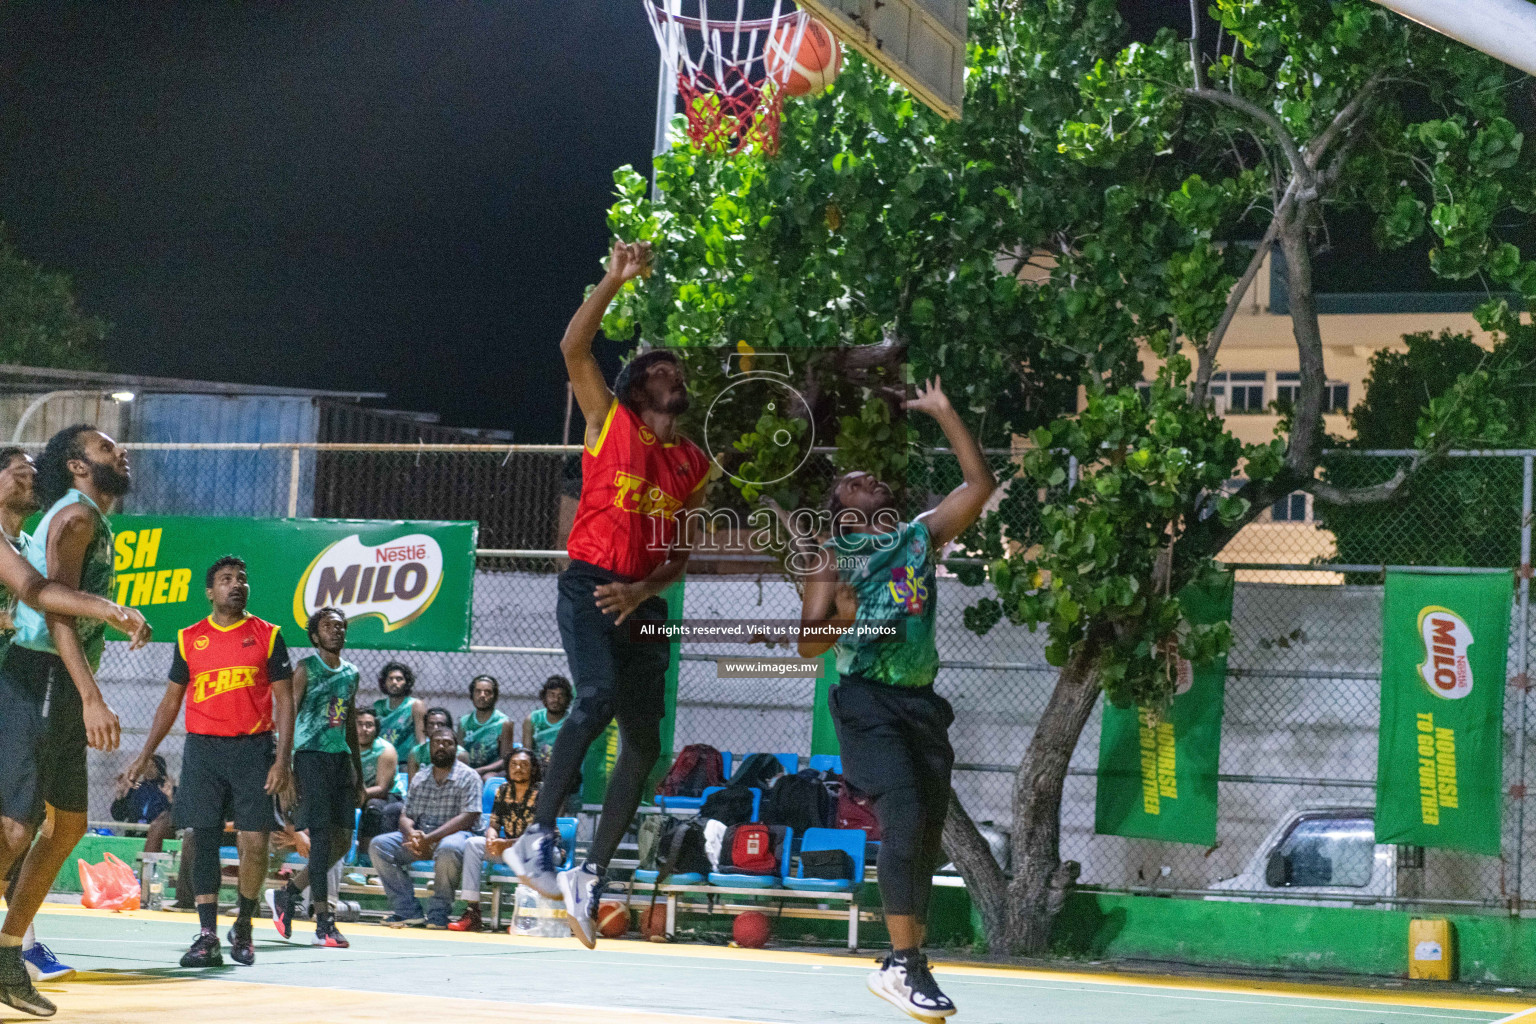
[13,905,1533,1024]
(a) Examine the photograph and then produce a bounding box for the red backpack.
[721,823,777,874]
[658,744,726,797]
[833,779,882,841]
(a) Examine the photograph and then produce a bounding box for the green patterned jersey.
[831,518,939,689]
[0,532,30,660]
[529,706,566,765]
[14,490,114,670]
[359,736,400,796]
[459,709,510,768]
[294,654,360,754]
[373,696,417,752]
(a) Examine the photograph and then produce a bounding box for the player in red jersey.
[509,239,709,948]
[126,556,294,969]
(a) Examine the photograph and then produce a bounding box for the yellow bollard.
[1408,918,1455,980]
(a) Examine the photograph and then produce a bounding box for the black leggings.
[293,826,351,914]
[193,829,222,898]
[830,676,956,919]
[534,563,671,870]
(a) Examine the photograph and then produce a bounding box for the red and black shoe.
[447,904,482,932]
[225,921,256,966]
[265,886,296,940]
[312,919,350,949]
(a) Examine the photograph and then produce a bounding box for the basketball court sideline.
[8,904,1530,1024]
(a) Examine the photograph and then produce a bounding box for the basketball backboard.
[796,0,966,119]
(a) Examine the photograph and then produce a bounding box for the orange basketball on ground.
[766,18,843,97]
[598,901,629,938]
[733,911,771,948]
[640,904,669,941]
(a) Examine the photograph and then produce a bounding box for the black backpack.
[699,785,756,826]
[730,753,787,790]
[763,770,832,835]
[646,816,710,878]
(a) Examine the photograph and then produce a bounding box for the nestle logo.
[375,544,427,563]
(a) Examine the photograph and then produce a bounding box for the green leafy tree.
[0,225,108,369]
[602,0,1535,953]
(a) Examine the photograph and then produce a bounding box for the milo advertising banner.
[1094,571,1233,846]
[105,516,477,651]
[1375,570,1514,855]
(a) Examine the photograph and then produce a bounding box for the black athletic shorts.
[0,645,90,823]
[175,732,278,832]
[556,561,671,727]
[829,674,955,800]
[293,750,357,831]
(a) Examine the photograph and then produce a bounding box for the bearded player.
[509,239,709,948]
[798,378,994,1022]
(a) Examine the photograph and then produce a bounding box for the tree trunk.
[1006,627,1104,953]
[941,788,1009,953]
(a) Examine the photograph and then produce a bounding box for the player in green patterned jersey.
[458,674,515,779]
[797,378,994,1023]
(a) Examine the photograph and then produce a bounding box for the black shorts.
[0,646,89,823]
[829,674,955,800]
[294,750,357,830]
[175,732,278,832]
[556,561,671,728]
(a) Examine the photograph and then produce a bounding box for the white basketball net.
[645,1,811,155]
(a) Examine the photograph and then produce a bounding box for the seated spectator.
[112,754,175,853]
[355,707,403,855]
[407,706,467,776]
[368,728,483,929]
[459,674,516,779]
[456,749,542,932]
[524,675,580,815]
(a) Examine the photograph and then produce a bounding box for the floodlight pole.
[1370,0,1536,76]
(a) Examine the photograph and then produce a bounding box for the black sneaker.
[0,947,55,1018]
[225,921,255,966]
[313,920,350,949]
[266,886,296,940]
[179,931,224,969]
[867,952,956,1020]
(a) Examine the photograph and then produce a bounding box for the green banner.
[105,516,477,651]
[1095,572,1234,845]
[1375,570,1514,855]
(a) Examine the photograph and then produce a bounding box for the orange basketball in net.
[598,901,629,938]
[766,18,843,97]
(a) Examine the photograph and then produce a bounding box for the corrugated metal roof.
[0,363,383,400]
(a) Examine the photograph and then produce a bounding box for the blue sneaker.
[508,824,562,900]
[21,944,73,983]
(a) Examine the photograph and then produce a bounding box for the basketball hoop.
[645,1,811,156]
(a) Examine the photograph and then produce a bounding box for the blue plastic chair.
[656,751,733,812]
[781,827,866,892]
[708,826,793,888]
[397,771,411,795]
[488,816,578,880]
[808,754,842,776]
[482,777,506,812]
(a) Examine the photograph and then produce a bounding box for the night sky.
[0,2,1438,441]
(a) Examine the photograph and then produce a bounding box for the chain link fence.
[83,444,1534,911]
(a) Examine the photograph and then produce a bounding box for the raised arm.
[906,376,996,548]
[0,535,149,647]
[561,240,652,442]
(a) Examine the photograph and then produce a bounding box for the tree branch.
[1185,88,1310,187]
[1188,0,1205,91]
[1304,71,1386,171]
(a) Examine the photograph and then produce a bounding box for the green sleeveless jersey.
[14,489,114,670]
[459,709,509,768]
[294,654,360,754]
[372,696,417,752]
[529,706,566,764]
[359,736,400,797]
[0,532,31,660]
[831,518,939,689]
[409,737,465,771]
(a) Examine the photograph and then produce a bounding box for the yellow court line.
[33,903,1534,1016]
[43,972,783,1024]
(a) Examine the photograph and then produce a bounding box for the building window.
[1271,492,1308,522]
[1215,371,1265,413]
[1272,374,1349,414]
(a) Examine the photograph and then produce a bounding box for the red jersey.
[566,400,710,580]
[170,615,293,737]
